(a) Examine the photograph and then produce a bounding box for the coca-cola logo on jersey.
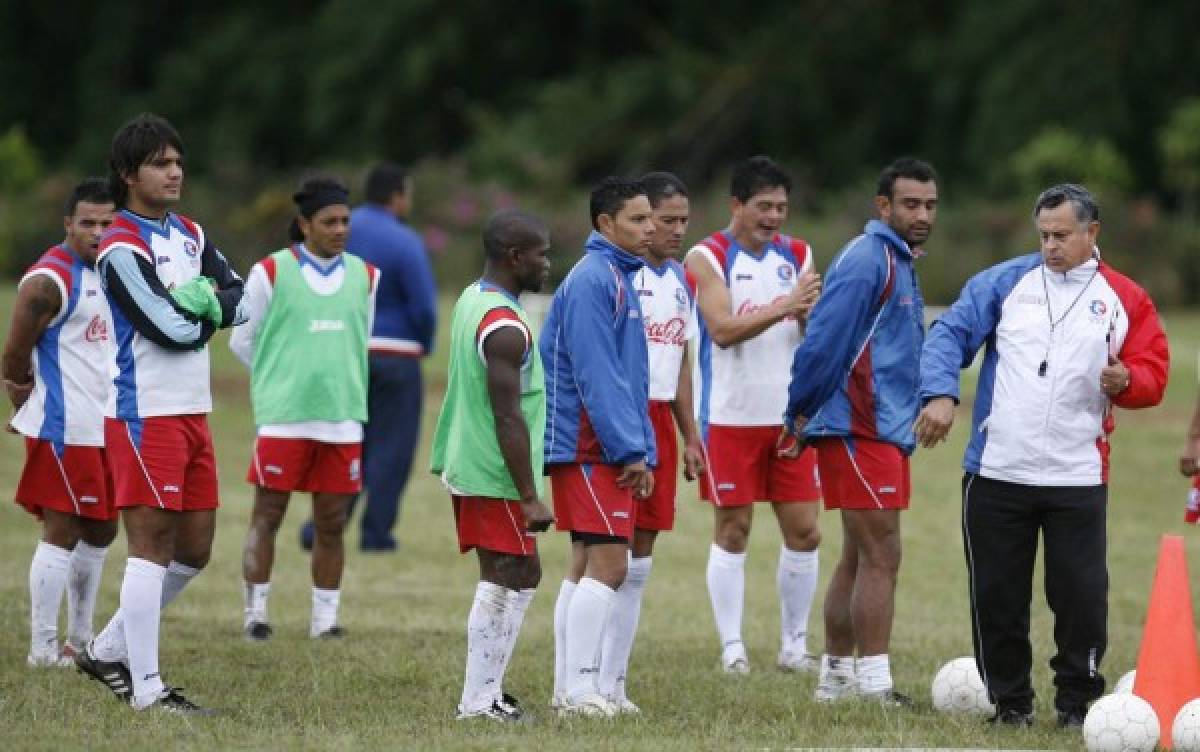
[85,315,109,342]
[645,317,687,345]
[737,296,796,321]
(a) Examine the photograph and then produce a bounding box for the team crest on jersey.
[777,264,793,282]
[85,314,109,343]
[1089,300,1107,316]
[183,239,199,258]
[674,287,687,309]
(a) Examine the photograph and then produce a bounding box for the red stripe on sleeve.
[1100,264,1169,409]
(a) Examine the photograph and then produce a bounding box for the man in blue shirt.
[302,163,437,552]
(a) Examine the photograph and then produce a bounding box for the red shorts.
[699,424,821,507]
[453,495,538,556]
[550,464,634,539]
[636,401,677,532]
[105,415,219,512]
[814,437,910,511]
[247,437,362,494]
[14,439,116,521]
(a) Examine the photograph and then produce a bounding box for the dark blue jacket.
[348,204,437,356]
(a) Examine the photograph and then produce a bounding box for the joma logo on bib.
[309,319,346,333]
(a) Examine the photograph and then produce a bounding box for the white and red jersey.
[97,210,221,419]
[10,245,113,447]
[688,230,814,428]
[633,259,695,401]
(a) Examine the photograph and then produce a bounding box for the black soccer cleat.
[315,625,346,639]
[244,622,274,642]
[147,686,219,716]
[75,641,133,701]
[988,707,1035,727]
[1056,707,1087,729]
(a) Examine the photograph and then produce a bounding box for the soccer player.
[431,209,555,722]
[784,158,939,706]
[543,177,656,716]
[3,178,118,667]
[596,172,704,712]
[685,156,821,674]
[231,177,378,641]
[300,163,436,553]
[75,113,244,714]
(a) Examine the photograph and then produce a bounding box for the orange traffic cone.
[1133,534,1200,749]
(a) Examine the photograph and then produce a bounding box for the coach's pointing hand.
[914,396,956,448]
[520,497,555,533]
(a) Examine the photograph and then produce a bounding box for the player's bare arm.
[671,348,704,481]
[686,254,819,347]
[483,325,553,532]
[2,275,62,409]
[1181,391,1200,476]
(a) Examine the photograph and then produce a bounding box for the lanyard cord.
[1037,263,1099,377]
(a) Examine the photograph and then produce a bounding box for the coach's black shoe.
[1056,706,1087,728]
[76,641,132,701]
[146,687,219,716]
[244,621,273,642]
[988,708,1035,727]
[315,625,347,639]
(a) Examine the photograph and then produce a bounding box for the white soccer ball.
[1173,697,1200,752]
[931,656,994,715]
[1114,670,1137,694]
[1082,693,1159,752]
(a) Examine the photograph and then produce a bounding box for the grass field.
[1,287,1198,751]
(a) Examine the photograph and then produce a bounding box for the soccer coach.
[915,183,1168,728]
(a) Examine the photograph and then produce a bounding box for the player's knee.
[784,525,821,552]
[80,519,118,548]
[860,534,902,572]
[715,520,751,551]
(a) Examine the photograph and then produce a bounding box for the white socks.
[66,541,109,649]
[460,582,512,713]
[122,558,167,708]
[777,545,819,656]
[92,559,200,664]
[310,587,341,637]
[707,543,746,661]
[598,555,652,700]
[564,577,615,701]
[244,582,270,626]
[503,588,535,668]
[29,542,70,658]
[857,653,893,694]
[552,579,577,700]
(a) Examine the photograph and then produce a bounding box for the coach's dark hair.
[730,156,791,203]
[289,176,350,242]
[365,162,409,205]
[483,209,548,262]
[876,158,938,200]
[589,177,646,229]
[641,171,689,209]
[108,113,184,209]
[1033,183,1100,224]
[64,177,112,216]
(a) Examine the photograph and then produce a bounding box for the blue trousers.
[302,354,422,551]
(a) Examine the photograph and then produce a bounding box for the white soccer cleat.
[608,695,641,715]
[557,692,618,718]
[721,643,751,675]
[26,651,73,668]
[777,650,820,673]
[815,673,858,703]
